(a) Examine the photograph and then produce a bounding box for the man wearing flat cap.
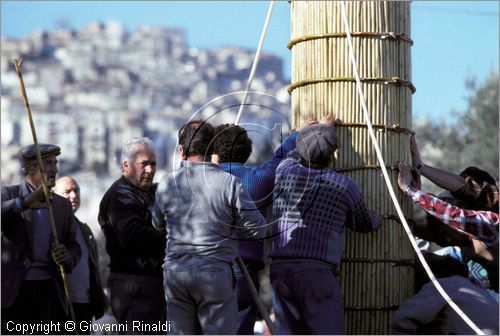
[1,143,81,330]
[268,115,381,334]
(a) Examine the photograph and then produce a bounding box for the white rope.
[339,2,484,334]
[234,1,275,125]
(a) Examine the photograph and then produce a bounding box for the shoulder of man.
[276,154,300,172]
[319,168,359,193]
[1,184,21,198]
[112,177,150,205]
[52,192,72,207]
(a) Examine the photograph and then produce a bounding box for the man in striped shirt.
[269,118,381,334]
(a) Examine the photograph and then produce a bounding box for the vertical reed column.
[289,1,414,334]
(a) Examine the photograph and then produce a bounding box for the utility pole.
[288,1,415,334]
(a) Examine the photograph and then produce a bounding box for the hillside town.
[2,4,499,335]
[1,20,291,185]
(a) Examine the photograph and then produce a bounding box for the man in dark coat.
[1,143,81,332]
[55,176,108,334]
[98,137,166,334]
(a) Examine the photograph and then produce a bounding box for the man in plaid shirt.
[410,135,498,211]
[397,161,499,248]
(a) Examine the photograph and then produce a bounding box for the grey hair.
[120,137,155,166]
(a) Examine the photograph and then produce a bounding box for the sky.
[1,1,498,122]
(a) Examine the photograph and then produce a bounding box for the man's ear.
[180,145,187,160]
[121,160,129,174]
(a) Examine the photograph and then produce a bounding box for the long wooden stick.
[13,59,77,328]
[236,256,277,335]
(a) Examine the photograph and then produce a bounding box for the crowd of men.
[1,116,498,335]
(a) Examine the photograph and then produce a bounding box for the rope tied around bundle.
[342,257,415,266]
[335,122,415,135]
[287,31,414,49]
[334,164,399,173]
[287,76,416,95]
[345,304,400,311]
[382,214,416,226]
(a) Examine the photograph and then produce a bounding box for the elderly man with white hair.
[98,137,166,334]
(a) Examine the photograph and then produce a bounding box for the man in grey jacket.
[153,120,267,335]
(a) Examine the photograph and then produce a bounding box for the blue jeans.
[108,272,166,335]
[165,258,237,335]
[270,260,344,335]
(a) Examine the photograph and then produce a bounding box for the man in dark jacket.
[1,144,81,332]
[55,176,108,334]
[98,137,166,334]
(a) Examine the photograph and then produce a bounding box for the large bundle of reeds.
[289,1,414,334]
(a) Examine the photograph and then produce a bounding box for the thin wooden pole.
[236,256,277,335]
[13,59,77,328]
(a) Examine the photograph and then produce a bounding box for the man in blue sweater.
[269,118,381,334]
[213,118,316,334]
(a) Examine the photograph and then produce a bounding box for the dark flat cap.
[296,124,338,166]
[17,143,61,166]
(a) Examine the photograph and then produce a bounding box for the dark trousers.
[270,261,344,335]
[234,264,261,335]
[70,302,93,335]
[2,279,66,335]
[108,272,166,335]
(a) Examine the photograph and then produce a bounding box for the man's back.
[270,153,379,266]
[153,160,266,267]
